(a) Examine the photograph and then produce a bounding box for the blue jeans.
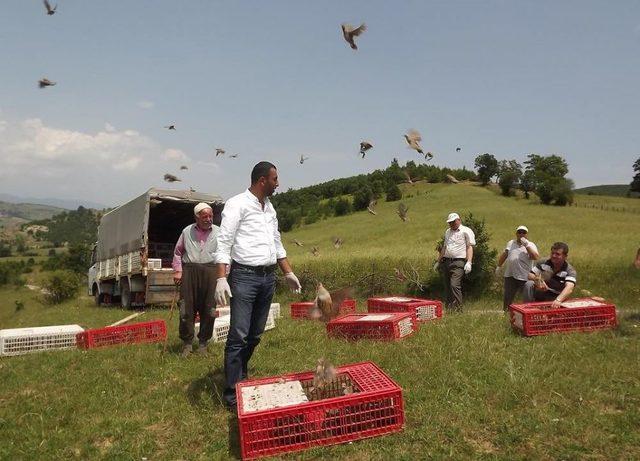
[223,265,275,406]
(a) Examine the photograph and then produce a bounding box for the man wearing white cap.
[495,225,539,310]
[435,212,476,312]
[171,202,220,357]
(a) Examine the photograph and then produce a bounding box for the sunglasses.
[516,230,527,234]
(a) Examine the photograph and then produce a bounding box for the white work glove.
[433,261,440,273]
[495,266,502,276]
[519,237,530,247]
[284,272,302,293]
[215,277,232,306]
[464,261,472,274]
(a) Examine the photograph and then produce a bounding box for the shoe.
[197,342,208,355]
[181,344,192,357]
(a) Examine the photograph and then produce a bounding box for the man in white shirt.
[495,225,539,311]
[214,161,302,410]
[434,212,475,312]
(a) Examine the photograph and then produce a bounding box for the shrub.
[42,270,79,304]
[551,177,575,206]
[0,261,27,286]
[474,153,499,186]
[385,182,402,202]
[497,160,523,196]
[353,185,374,211]
[0,242,12,257]
[48,248,56,256]
[333,198,353,216]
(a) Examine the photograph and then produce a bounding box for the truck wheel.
[120,280,131,309]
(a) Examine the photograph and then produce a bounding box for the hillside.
[0,200,66,221]
[574,184,637,197]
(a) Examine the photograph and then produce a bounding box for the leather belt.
[231,260,277,274]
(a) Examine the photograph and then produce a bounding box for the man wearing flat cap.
[434,212,476,312]
[495,225,540,311]
[172,202,220,357]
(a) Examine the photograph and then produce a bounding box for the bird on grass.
[179,165,188,170]
[311,246,320,257]
[164,124,176,130]
[300,155,309,164]
[38,78,56,88]
[333,237,343,249]
[359,141,373,159]
[341,23,367,50]
[15,300,24,312]
[292,239,304,247]
[43,0,57,15]
[367,199,377,215]
[215,148,225,157]
[163,173,181,182]
[397,202,408,222]
[308,283,354,322]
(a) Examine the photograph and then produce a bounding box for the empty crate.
[237,361,404,460]
[76,320,166,349]
[0,324,84,356]
[327,313,418,341]
[367,296,442,322]
[216,303,281,319]
[198,311,275,343]
[509,298,617,336]
[290,299,357,320]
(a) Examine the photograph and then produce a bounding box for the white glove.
[519,237,530,247]
[464,261,472,274]
[284,272,302,293]
[215,277,232,306]
[433,261,440,272]
[495,266,502,276]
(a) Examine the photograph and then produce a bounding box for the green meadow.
[1,183,639,460]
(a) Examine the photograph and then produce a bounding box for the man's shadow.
[187,367,242,459]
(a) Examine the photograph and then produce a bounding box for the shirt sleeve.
[215,199,241,265]
[273,208,287,260]
[531,262,542,275]
[171,233,185,272]
[566,265,577,285]
[505,240,512,251]
[465,228,476,246]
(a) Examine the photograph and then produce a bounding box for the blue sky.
[1,1,639,207]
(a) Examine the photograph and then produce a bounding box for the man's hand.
[284,272,302,293]
[551,299,563,309]
[519,237,530,247]
[494,266,502,276]
[215,277,232,306]
[464,261,472,274]
[535,281,549,291]
[433,261,440,273]
[173,271,182,286]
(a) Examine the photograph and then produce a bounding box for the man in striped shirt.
[523,242,577,309]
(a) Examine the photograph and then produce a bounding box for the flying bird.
[38,78,56,88]
[43,0,57,15]
[311,246,320,257]
[341,23,367,50]
[300,155,309,164]
[367,199,377,215]
[311,358,337,396]
[189,187,196,192]
[403,170,416,185]
[164,125,176,130]
[229,153,238,158]
[179,165,188,170]
[404,129,424,155]
[394,267,406,282]
[333,237,343,249]
[163,173,181,182]
[215,148,225,157]
[446,174,460,184]
[292,239,304,247]
[308,284,354,322]
[397,202,408,222]
[456,147,462,152]
[359,141,373,159]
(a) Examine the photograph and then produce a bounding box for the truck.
[87,188,224,308]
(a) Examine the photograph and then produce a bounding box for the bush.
[474,153,499,186]
[48,248,56,257]
[551,177,575,206]
[385,182,402,202]
[333,198,353,216]
[497,160,522,196]
[42,270,79,304]
[353,185,374,211]
[0,261,29,286]
[0,242,12,257]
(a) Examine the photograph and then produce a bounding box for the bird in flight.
[292,239,304,247]
[403,170,416,185]
[456,147,462,152]
[367,199,377,215]
[215,148,225,157]
[312,246,320,257]
[43,0,57,15]
[179,165,188,170]
[404,129,425,156]
[300,155,309,164]
[38,78,56,88]
[229,153,238,158]
[341,23,367,50]
[397,202,409,222]
[310,358,337,398]
[163,173,181,182]
[308,284,354,322]
[359,141,373,159]
[333,237,344,249]
[164,124,176,130]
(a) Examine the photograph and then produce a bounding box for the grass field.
[1,184,639,460]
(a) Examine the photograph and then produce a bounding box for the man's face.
[448,218,461,230]
[261,168,279,197]
[195,208,213,229]
[550,248,567,266]
[516,229,527,241]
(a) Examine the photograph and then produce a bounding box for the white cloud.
[137,100,155,109]
[104,122,116,132]
[163,148,189,161]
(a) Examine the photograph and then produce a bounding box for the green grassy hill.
[0,200,66,221]
[574,184,638,197]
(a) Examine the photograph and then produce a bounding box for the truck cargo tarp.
[96,189,223,260]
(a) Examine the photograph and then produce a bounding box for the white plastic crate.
[147,258,162,270]
[0,324,84,356]
[215,302,280,319]
[196,311,275,343]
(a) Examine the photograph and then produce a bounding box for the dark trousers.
[179,263,216,344]
[503,277,527,311]
[442,258,465,311]
[223,264,275,406]
[523,280,558,303]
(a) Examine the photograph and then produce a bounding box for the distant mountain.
[574,184,638,198]
[0,200,65,221]
[0,193,107,210]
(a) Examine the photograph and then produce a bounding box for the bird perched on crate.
[397,202,408,222]
[179,165,188,170]
[311,246,320,257]
[341,23,367,50]
[292,239,304,247]
[359,141,373,158]
[215,148,225,156]
[43,0,57,15]
[38,78,56,88]
[367,199,377,215]
[163,173,181,182]
[308,283,354,322]
[333,237,343,249]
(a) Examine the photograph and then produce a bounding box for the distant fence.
[572,202,640,214]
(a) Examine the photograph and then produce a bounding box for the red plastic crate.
[236,361,404,460]
[367,296,442,322]
[327,312,418,341]
[290,299,357,320]
[509,298,617,336]
[76,319,167,349]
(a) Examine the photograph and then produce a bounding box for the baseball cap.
[516,225,529,233]
[446,212,460,223]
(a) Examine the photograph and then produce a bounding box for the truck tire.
[120,280,131,309]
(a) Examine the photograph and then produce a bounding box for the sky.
[1,1,639,207]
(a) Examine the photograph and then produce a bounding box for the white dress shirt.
[215,189,287,266]
[443,224,476,259]
[503,239,538,281]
